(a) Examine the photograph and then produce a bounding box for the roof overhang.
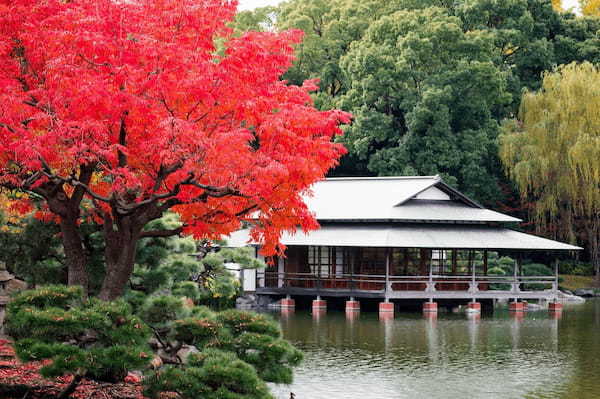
[226,224,582,251]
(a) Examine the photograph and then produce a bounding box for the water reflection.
[270,301,600,399]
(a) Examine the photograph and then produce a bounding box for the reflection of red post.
[549,309,563,320]
[313,309,326,320]
[548,302,563,312]
[510,311,525,321]
[346,309,360,321]
[508,302,525,312]
[424,311,438,322]
[379,311,394,322]
[467,312,481,322]
[281,308,295,318]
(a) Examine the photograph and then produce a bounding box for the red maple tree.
[0,0,350,300]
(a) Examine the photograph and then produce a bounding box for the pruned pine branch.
[139,227,183,238]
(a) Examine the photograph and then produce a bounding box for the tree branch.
[139,227,183,238]
[118,114,128,167]
[0,123,16,134]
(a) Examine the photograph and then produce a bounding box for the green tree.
[499,62,600,281]
[130,214,264,309]
[5,285,302,399]
[139,297,302,399]
[5,286,152,397]
[238,0,600,204]
[339,7,510,202]
[0,215,65,286]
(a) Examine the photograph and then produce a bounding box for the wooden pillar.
[385,248,390,300]
[452,250,457,275]
[483,250,488,275]
[513,255,519,303]
[550,258,563,312]
[468,250,474,275]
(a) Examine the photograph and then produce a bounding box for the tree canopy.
[0,0,350,299]
[237,0,600,204]
[499,62,600,278]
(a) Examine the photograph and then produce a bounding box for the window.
[308,246,331,277]
[358,248,387,275]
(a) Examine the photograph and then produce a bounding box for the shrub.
[141,304,302,397]
[6,286,152,383]
[143,349,273,399]
[487,266,511,290]
[522,263,553,290]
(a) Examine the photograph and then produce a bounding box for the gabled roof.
[303,176,520,223]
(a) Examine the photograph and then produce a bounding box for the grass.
[559,274,596,291]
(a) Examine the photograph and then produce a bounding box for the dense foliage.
[140,300,301,398]
[500,62,600,279]
[0,0,350,300]
[4,286,301,399]
[237,0,600,204]
[129,214,264,309]
[5,286,152,386]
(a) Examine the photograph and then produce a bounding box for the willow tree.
[500,62,600,281]
[580,0,600,15]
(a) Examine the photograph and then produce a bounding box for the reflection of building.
[231,176,580,308]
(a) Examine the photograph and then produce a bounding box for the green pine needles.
[6,285,302,399]
[6,285,152,382]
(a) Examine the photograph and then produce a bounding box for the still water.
[270,301,600,399]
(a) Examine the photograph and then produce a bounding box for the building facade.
[230,176,580,310]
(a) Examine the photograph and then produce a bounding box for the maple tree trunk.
[98,230,139,301]
[59,216,89,296]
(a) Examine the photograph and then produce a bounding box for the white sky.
[237,0,580,12]
[238,0,284,11]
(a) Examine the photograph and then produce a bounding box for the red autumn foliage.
[0,339,148,398]
[0,0,350,298]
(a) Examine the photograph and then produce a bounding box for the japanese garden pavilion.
[230,176,581,313]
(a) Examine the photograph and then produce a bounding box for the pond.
[269,301,600,399]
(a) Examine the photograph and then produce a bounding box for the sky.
[238,0,284,11]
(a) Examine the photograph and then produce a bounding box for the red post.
[509,301,525,312]
[467,302,481,312]
[379,301,394,314]
[280,297,295,309]
[346,300,360,312]
[423,301,438,313]
[312,297,327,311]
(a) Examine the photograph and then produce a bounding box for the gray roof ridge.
[324,175,440,181]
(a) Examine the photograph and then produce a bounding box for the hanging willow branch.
[499,61,600,278]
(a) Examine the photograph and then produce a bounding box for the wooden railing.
[256,271,558,295]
